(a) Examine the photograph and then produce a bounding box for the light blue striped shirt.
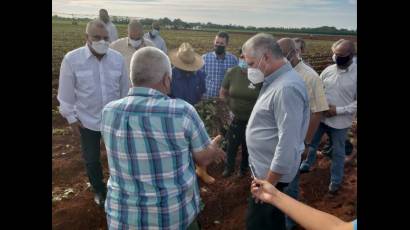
[246,63,309,183]
[101,87,211,229]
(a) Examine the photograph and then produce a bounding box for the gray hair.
[130,47,172,86]
[242,33,283,59]
[332,39,356,54]
[85,19,107,34]
[128,19,143,33]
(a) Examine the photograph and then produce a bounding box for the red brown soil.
[53,113,356,230]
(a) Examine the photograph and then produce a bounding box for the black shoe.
[222,168,233,178]
[94,191,106,208]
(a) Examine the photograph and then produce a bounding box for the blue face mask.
[238,59,248,69]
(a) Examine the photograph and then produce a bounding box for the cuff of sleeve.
[270,162,291,175]
[66,116,78,124]
[336,107,344,115]
[192,138,211,153]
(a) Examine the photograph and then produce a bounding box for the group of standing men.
[57,8,357,230]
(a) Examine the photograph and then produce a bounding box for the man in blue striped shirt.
[201,31,238,99]
[101,46,225,230]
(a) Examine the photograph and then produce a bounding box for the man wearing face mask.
[110,19,154,76]
[99,9,118,43]
[57,19,130,208]
[101,46,225,229]
[242,33,309,230]
[278,38,329,230]
[201,31,238,99]
[300,39,357,195]
[219,49,262,178]
[144,21,167,54]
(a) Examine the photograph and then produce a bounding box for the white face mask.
[129,38,142,48]
[151,29,160,36]
[247,56,265,84]
[91,40,109,54]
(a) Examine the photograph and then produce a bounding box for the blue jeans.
[300,122,348,186]
[284,171,300,229]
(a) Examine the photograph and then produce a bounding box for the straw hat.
[169,43,204,71]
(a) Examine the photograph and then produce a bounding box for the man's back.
[101,87,211,229]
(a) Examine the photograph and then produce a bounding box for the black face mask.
[334,54,352,67]
[214,45,225,55]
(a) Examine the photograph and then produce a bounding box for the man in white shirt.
[57,19,130,207]
[300,39,357,195]
[144,21,167,54]
[99,9,118,43]
[110,19,155,76]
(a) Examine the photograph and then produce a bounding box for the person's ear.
[162,73,171,88]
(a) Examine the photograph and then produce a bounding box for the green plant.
[195,98,230,137]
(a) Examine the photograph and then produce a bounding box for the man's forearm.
[265,170,282,186]
[305,112,322,144]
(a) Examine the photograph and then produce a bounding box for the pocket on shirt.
[107,70,121,98]
[75,70,94,96]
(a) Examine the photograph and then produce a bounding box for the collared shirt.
[246,63,309,183]
[294,61,329,113]
[201,52,238,98]
[320,63,357,129]
[57,45,130,131]
[101,87,211,229]
[144,32,168,53]
[170,67,206,105]
[105,21,118,43]
[110,37,155,76]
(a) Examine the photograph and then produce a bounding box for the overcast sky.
[52,0,357,30]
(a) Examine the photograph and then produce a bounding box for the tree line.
[52,15,356,36]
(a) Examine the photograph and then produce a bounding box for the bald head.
[332,39,355,57]
[277,38,296,58]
